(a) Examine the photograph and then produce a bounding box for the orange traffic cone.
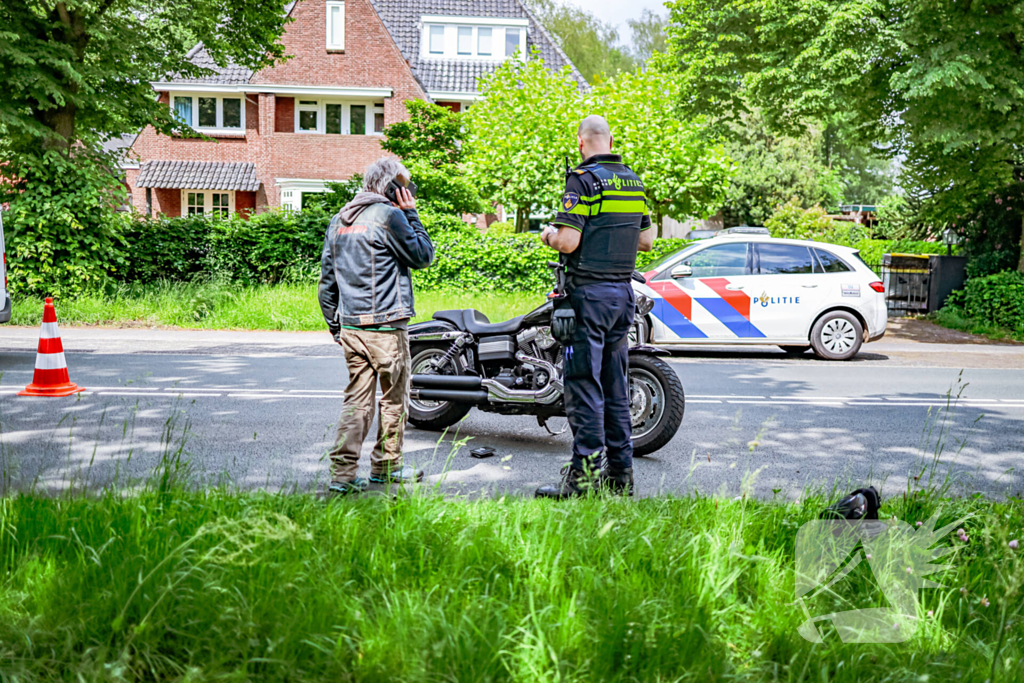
[18,297,85,397]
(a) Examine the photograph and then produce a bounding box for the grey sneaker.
[328,478,369,497]
[369,465,424,484]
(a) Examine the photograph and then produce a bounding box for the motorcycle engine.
[515,326,563,390]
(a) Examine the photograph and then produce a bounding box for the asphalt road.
[1,323,1022,499]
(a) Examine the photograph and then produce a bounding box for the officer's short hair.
[578,115,611,143]
[363,158,409,196]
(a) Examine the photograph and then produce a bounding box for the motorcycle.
[407,263,685,456]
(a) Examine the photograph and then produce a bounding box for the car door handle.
[802,284,819,288]
[725,285,744,290]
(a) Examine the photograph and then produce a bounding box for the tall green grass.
[8,281,544,331]
[1,478,1022,681]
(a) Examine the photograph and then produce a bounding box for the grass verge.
[930,307,1024,343]
[1,481,1022,681]
[8,281,544,331]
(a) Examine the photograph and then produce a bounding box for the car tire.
[810,311,863,361]
[778,345,808,355]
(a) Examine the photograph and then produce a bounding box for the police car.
[633,232,887,360]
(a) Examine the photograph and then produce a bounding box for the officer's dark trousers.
[564,281,635,472]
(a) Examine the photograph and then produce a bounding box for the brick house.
[125,0,582,218]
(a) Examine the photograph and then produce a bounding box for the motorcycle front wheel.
[407,344,473,430]
[628,354,685,457]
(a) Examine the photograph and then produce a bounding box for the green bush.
[486,220,515,236]
[121,212,213,282]
[412,230,554,293]
[765,198,865,246]
[852,238,949,265]
[110,209,693,294]
[1,150,129,297]
[945,270,1024,333]
[206,208,329,284]
[637,238,691,271]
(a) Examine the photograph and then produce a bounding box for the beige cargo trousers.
[328,326,411,481]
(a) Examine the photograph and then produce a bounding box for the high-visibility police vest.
[562,157,648,283]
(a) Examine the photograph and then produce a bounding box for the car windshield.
[642,243,706,272]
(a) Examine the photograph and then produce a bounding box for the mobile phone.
[385,180,417,204]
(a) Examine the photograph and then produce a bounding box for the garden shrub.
[121,212,213,282]
[637,238,690,271]
[412,230,553,293]
[110,209,693,293]
[1,150,129,297]
[853,238,949,266]
[765,198,865,246]
[945,270,1024,333]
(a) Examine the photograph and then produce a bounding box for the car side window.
[682,243,750,278]
[815,249,852,273]
[757,244,816,274]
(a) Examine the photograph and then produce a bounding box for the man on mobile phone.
[318,158,434,495]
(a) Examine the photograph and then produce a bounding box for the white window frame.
[326,1,345,51]
[170,92,246,135]
[420,19,528,62]
[296,99,320,134]
[293,100,386,135]
[181,190,235,217]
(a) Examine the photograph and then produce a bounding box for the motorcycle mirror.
[671,264,693,279]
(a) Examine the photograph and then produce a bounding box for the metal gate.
[866,254,933,317]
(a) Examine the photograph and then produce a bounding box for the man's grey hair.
[363,157,409,196]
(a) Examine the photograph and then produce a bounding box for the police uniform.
[552,153,651,478]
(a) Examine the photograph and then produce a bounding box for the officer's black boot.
[535,465,596,499]
[600,467,634,497]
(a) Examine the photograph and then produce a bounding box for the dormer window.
[429,25,445,54]
[421,17,528,62]
[478,28,492,56]
[326,1,345,51]
[505,28,521,57]
[171,93,245,134]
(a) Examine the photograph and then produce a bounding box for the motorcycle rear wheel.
[629,354,685,457]
[408,344,473,430]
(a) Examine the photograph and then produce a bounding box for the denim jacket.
[318,203,434,336]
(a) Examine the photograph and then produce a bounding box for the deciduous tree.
[467,55,583,233]
[594,68,732,235]
[0,0,291,293]
[660,0,1024,272]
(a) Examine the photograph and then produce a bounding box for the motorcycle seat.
[433,309,525,336]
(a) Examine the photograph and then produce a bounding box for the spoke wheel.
[407,344,473,430]
[628,354,685,457]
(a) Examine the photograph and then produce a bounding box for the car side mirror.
[671,264,693,279]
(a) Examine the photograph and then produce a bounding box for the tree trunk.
[515,206,529,233]
[1019,214,1024,275]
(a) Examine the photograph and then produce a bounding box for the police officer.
[535,115,654,499]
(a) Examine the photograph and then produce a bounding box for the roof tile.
[136,161,260,191]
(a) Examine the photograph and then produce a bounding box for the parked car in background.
[0,212,10,323]
[633,234,887,360]
[686,229,718,240]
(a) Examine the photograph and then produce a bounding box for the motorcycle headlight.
[635,292,654,317]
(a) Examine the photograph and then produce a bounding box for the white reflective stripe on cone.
[39,322,60,339]
[35,352,68,370]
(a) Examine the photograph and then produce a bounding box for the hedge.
[942,270,1024,334]
[111,210,692,293]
